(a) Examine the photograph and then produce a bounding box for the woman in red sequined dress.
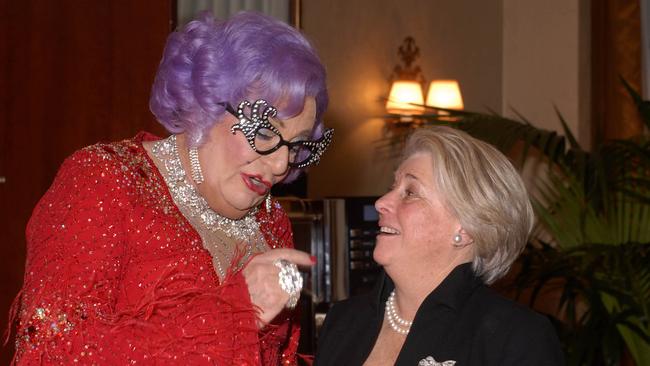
[10,11,332,365]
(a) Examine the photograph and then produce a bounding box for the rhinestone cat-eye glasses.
[226,99,334,168]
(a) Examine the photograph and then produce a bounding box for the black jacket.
[315,263,564,365]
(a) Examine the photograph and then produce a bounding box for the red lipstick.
[241,173,272,195]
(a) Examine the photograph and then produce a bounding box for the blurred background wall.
[305,0,592,198]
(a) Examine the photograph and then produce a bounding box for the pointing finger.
[263,248,314,267]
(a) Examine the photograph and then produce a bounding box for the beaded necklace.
[151,135,267,278]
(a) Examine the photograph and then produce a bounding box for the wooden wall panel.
[0,1,171,362]
[592,0,644,144]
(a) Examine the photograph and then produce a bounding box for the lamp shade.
[386,80,425,114]
[426,80,464,110]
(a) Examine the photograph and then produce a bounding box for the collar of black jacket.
[372,262,483,315]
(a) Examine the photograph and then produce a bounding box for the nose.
[375,190,393,214]
[264,145,290,177]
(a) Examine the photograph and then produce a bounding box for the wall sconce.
[386,38,464,124]
[426,79,464,112]
[386,80,425,115]
[386,37,425,121]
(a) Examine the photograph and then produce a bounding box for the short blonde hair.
[402,126,534,284]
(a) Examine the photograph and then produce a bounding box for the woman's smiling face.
[374,152,463,270]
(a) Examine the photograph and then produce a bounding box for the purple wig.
[149,11,328,181]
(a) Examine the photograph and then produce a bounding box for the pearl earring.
[452,233,463,246]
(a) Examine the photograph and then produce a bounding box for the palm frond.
[621,77,650,130]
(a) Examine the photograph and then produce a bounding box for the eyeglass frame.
[225,99,334,169]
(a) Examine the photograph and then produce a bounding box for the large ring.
[274,259,303,309]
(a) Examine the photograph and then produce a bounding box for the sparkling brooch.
[418,356,456,366]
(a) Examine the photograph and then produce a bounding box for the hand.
[242,248,314,328]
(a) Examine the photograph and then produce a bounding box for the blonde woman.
[316,126,563,366]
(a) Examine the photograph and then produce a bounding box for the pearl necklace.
[385,290,412,335]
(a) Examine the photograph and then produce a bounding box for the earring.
[265,193,273,214]
[452,233,463,246]
[188,147,205,185]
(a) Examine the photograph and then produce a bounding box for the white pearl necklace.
[385,290,412,335]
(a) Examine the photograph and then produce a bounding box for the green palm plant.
[402,80,650,365]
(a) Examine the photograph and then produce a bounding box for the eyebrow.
[269,118,313,140]
[394,172,421,183]
[271,117,286,128]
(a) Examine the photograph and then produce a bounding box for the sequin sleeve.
[258,202,301,365]
[13,149,133,364]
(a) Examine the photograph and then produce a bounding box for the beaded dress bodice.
[150,135,269,280]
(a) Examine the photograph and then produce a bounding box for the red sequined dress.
[11,132,300,365]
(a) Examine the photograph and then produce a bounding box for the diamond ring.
[273,259,303,309]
